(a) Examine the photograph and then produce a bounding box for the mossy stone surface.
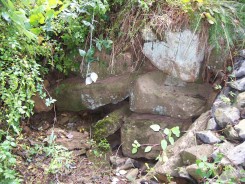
[93,105,131,141]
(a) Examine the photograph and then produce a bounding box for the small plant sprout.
[214,84,222,90]
[132,140,141,154]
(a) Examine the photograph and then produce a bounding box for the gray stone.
[236,92,245,110]
[154,111,210,177]
[234,119,245,140]
[121,113,192,159]
[214,107,240,128]
[221,141,245,166]
[93,105,131,140]
[119,158,140,170]
[206,118,219,130]
[142,30,205,82]
[233,60,245,78]
[186,164,202,181]
[125,168,139,181]
[239,50,245,58]
[229,78,245,91]
[110,156,127,167]
[180,144,214,165]
[223,125,240,141]
[130,71,213,119]
[178,167,197,184]
[196,130,221,144]
[53,74,134,111]
[211,141,235,160]
[220,166,245,182]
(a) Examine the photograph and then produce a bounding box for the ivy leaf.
[150,124,160,132]
[171,126,180,137]
[168,137,174,145]
[132,147,138,154]
[144,146,152,153]
[161,140,167,150]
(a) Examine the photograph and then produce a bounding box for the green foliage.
[166,0,245,52]
[196,154,243,183]
[88,138,110,157]
[25,130,73,174]
[0,135,22,183]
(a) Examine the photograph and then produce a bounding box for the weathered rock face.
[221,141,245,166]
[53,74,134,111]
[214,106,240,128]
[130,71,212,119]
[181,144,214,165]
[154,111,210,178]
[121,113,192,159]
[142,29,205,82]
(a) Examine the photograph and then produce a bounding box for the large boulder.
[130,71,213,119]
[142,29,205,82]
[121,113,192,159]
[53,74,134,111]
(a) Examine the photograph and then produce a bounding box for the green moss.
[92,105,130,141]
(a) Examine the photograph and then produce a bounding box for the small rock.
[229,78,245,91]
[214,107,240,128]
[211,141,235,160]
[239,50,245,58]
[119,158,138,170]
[178,167,197,184]
[181,144,214,165]
[186,164,202,181]
[233,59,245,78]
[220,166,244,182]
[126,168,139,181]
[196,130,222,144]
[111,177,119,183]
[118,170,127,175]
[234,119,245,140]
[236,92,245,110]
[206,118,219,130]
[221,141,245,165]
[223,125,240,141]
[110,156,127,167]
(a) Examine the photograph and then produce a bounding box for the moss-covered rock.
[93,105,131,141]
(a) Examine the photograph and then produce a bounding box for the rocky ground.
[21,32,245,183]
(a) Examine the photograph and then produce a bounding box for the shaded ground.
[15,104,141,184]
